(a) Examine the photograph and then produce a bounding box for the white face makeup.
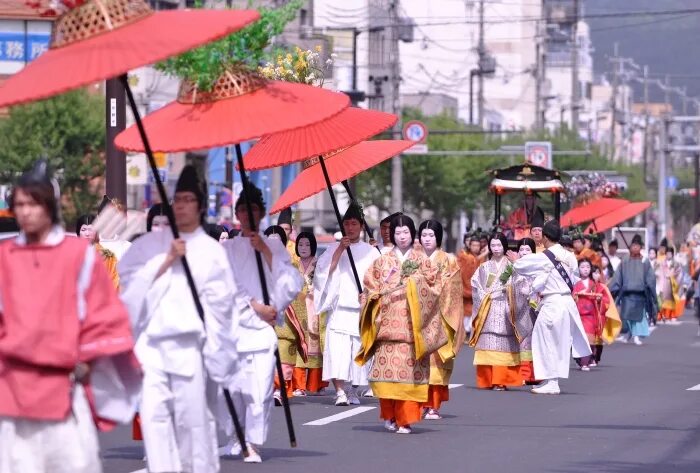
[79,224,96,241]
[394,226,413,251]
[490,238,504,257]
[420,228,437,253]
[297,237,312,258]
[267,233,282,242]
[151,215,169,232]
[518,245,532,257]
[219,231,229,242]
[579,262,592,279]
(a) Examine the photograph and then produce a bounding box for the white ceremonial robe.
[118,227,238,473]
[314,240,380,384]
[221,234,302,446]
[513,244,591,380]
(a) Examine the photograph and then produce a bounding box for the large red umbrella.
[0,0,259,107]
[242,107,397,170]
[270,140,414,214]
[586,201,652,233]
[0,0,260,455]
[114,73,350,152]
[561,198,630,227]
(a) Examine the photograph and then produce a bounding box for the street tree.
[0,89,105,223]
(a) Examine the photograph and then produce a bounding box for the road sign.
[666,176,679,190]
[524,141,552,169]
[403,120,428,143]
[404,143,429,154]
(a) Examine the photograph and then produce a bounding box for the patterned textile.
[457,250,479,316]
[429,250,466,385]
[293,257,327,369]
[356,250,447,402]
[276,259,313,366]
[469,259,529,366]
[573,279,610,344]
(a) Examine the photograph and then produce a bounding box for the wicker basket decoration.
[51,0,153,49]
[301,147,348,170]
[177,66,268,104]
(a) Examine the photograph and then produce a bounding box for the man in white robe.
[314,202,380,406]
[119,166,238,473]
[512,219,591,395]
[220,183,302,463]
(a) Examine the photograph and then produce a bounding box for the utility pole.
[105,78,126,205]
[609,43,619,161]
[390,0,402,212]
[659,117,668,242]
[570,0,579,132]
[477,0,485,128]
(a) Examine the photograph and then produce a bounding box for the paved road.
[101,315,700,473]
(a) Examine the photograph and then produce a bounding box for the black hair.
[418,219,443,247]
[667,247,675,257]
[488,232,509,258]
[235,182,265,212]
[206,224,228,241]
[518,237,536,254]
[9,183,60,225]
[609,239,618,248]
[295,231,317,257]
[75,214,96,236]
[146,203,166,232]
[264,225,288,246]
[389,214,416,246]
[578,257,593,270]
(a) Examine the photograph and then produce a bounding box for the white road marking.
[304,385,464,426]
[128,469,147,473]
[304,406,376,426]
[686,383,700,391]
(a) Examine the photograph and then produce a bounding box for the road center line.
[686,383,700,391]
[448,384,464,389]
[304,406,376,426]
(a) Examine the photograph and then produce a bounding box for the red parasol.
[0,0,260,107]
[561,198,630,227]
[242,107,397,170]
[114,77,350,152]
[270,140,413,214]
[586,201,652,233]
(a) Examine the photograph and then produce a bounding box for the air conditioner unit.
[398,17,415,43]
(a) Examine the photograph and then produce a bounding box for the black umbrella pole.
[318,157,363,293]
[121,75,249,457]
[234,144,297,448]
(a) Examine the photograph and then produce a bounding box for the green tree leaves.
[0,89,105,223]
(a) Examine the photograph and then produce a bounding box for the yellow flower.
[315,45,322,52]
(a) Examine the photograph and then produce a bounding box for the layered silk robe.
[469,259,530,367]
[356,250,447,402]
[429,250,466,386]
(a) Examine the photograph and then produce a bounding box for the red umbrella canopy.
[114,67,350,152]
[0,0,260,107]
[561,198,630,227]
[242,107,397,171]
[586,201,652,233]
[269,140,414,214]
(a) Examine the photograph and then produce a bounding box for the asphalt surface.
[100,313,700,473]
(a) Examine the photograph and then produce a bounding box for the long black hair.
[75,214,95,236]
[418,219,444,247]
[264,225,288,246]
[389,214,416,246]
[518,237,536,254]
[488,232,509,258]
[295,231,317,257]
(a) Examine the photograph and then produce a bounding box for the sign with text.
[524,141,552,169]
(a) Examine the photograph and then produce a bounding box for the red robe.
[0,229,136,424]
[573,279,610,344]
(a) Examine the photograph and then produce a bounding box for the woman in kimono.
[76,214,119,288]
[291,232,328,396]
[573,259,610,371]
[265,225,305,402]
[509,238,537,385]
[469,232,529,391]
[658,247,682,324]
[356,215,447,434]
[418,220,466,420]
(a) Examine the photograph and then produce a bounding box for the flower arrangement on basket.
[400,260,420,281]
[499,264,514,284]
[564,172,621,206]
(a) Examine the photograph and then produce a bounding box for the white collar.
[394,247,412,263]
[16,225,65,247]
